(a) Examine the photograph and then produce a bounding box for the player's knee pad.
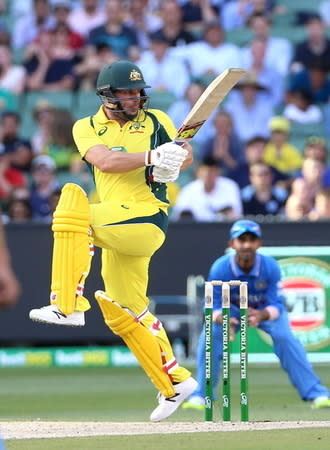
[51,183,94,315]
[95,290,175,398]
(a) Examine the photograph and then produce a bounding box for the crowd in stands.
[0,0,330,224]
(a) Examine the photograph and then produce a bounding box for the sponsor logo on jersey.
[129,121,145,133]
[98,126,108,136]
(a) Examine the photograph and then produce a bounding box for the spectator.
[52,0,85,51]
[221,0,254,31]
[3,197,32,223]
[291,13,330,73]
[283,88,323,124]
[0,210,20,309]
[50,20,81,62]
[48,186,61,216]
[263,116,303,175]
[180,0,219,36]
[24,28,76,91]
[284,178,314,221]
[287,62,330,104]
[0,152,27,204]
[1,111,33,172]
[10,0,33,16]
[179,21,241,81]
[125,0,163,50]
[302,136,330,187]
[224,71,274,142]
[12,0,56,49]
[319,0,330,26]
[199,110,245,174]
[242,12,292,76]
[227,135,289,188]
[0,45,26,95]
[29,154,60,222]
[88,0,139,60]
[74,43,119,91]
[171,156,242,222]
[309,188,330,220]
[300,156,329,198]
[0,22,11,47]
[155,0,196,48]
[167,81,217,151]
[67,0,106,38]
[241,37,285,108]
[241,161,288,216]
[43,108,80,171]
[30,99,56,156]
[137,30,191,98]
[6,186,30,202]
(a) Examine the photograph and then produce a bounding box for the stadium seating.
[289,121,326,152]
[74,90,101,119]
[280,0,322,13]
[148,91,177,112]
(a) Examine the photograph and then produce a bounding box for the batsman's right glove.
[145,142,188,171]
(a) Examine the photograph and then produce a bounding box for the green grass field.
[1,364,330,449]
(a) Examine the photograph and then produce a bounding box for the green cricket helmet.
[96,60,150,120]
[96,60,150,92]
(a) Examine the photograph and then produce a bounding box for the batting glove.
[145,142,188,171]
[152,166,180,183]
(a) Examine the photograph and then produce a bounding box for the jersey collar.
[229,253,261,278]
[94,105,116,125]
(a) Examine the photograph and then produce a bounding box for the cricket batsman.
[29,60,197,421]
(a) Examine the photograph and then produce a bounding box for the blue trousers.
[194,310,329,401]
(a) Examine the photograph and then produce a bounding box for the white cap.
[32,155,56,171]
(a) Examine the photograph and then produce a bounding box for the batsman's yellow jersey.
[72,106,177,211]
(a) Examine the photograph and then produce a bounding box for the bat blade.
[174,68,246,142]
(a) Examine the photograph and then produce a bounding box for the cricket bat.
[174,68,246,143]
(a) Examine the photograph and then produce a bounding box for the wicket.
[204,280,249,422]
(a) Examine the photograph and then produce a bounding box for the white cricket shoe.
[150,376,198,422]
[29,305,85,326]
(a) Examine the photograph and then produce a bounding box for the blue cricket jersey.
[208,253,285,313]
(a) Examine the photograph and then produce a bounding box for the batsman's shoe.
[29,305,85,326]
[312,396,330,409]
[181,395,204,410]
[150,376,198,422]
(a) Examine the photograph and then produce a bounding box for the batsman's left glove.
[152,166,180,183]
